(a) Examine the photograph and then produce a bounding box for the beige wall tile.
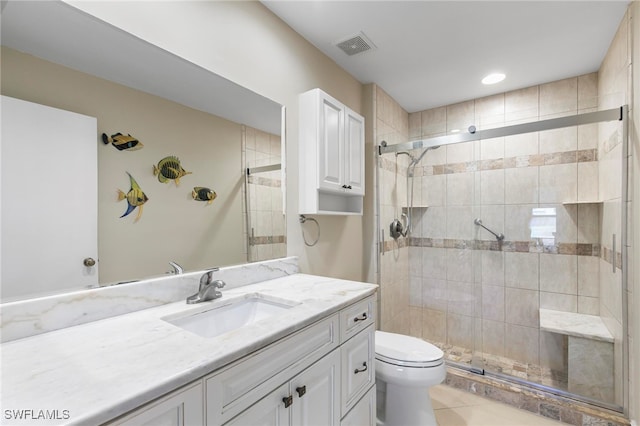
[504,204,536,241]
[505,167,539,204]
[482,319,506,356]
[421,106,446,138]
[505,86,539,123]
[480,169,505,205]
[446,206,474,240]
[447,172,475,206]
[446,248,475,283]
[505,324,540,365]
[578,73,598,111]
[505,132,538,157]
[577,203,600,243]
[540,291,577,312]
[540,254,578,295]
[423,277,448,312]
[422,247,447,279]
[482,285,505,322]
[578,296,600,315]
[578,255,599,297]
[539,127,577,154]
[506,288,539,327]
[448,281,475,316]
[421,174,446,206]
[481,250,505,285]
[447,100,475,131]
[577,162,599,202]
[539,77,578,118]
[539,163,577,204]
[505,252,539,290]
[539,330,566,372]
[422,308,447,344]
[447,312,474,348]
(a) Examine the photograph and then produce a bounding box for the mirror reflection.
[0,1,285,302]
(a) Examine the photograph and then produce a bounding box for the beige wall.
[2,47,246,284]
[66,0,367,283]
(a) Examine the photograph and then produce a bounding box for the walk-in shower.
[376,103,629,415]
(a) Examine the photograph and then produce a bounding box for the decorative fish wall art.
[192,187,217,204]
[153,156,191,185]
[102,132,143,151]
[117,172,149,222]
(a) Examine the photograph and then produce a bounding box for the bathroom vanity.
[0,258,377,426]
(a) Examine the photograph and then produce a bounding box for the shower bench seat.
[539,309,614,403]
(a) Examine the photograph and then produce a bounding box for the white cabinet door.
[343,108,365,196]
[291,349,340,426]
[318,95,344,193]
[340,385,376,426]
[1,96,98,299]
[109,383,203,426]
[225,383,290,426]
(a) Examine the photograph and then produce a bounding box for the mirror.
[0,1,285,301]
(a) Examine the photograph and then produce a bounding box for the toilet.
[375,331,446,426]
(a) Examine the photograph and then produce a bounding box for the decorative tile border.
[249,235,286,246]
[247,176,281,187]
[381,236,622,271]
[378,148,598,178]
[444,367,629,426]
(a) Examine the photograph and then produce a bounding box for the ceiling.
[263,1,629,113]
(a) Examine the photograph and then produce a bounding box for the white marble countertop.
[539,308,614,343]
[0,273,377,425]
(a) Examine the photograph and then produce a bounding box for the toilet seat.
[375,331,444,368]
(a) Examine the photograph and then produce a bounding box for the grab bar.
[474,218,505,241]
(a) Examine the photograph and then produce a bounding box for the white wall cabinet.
[109,295,377,426]
[299,88,365,215]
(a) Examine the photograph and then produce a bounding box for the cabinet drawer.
[340,324,375,416]
[340,295,375,342]
[207,314,339,425]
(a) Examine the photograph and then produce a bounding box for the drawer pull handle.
[354,313,368,322]
[282,395,293,408]
[354,362,368,374]
[296,386,307,398]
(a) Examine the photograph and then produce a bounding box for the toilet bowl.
[375,331,446,426]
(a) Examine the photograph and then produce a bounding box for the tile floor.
[430,385,565,426]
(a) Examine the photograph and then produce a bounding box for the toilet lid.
[375,331,444,367]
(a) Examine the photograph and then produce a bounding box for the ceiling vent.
[335,32,376,56]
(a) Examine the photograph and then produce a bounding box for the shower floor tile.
[437,343,569,392]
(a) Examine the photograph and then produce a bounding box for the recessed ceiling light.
[482,73,506,85]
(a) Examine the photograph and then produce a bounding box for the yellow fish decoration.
[102,132,143,151]
[117,172,149,222]
[153,156,191,185]
[192,187,217,204]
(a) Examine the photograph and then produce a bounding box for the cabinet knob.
[354,313,368,322]
[83,257,96,267]
[354,362,368,374]
[282,395,293,408]
[296,386,306,398]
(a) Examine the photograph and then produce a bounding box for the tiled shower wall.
[405,74,604,375]
[376,86,411,334]
[374,69,627,405]
[597,8,630,407]
[242,126,286,262]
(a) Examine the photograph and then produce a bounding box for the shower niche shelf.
[561,200,603,205]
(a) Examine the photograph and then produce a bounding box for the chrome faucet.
[186,268,225,304]
[168,261,184,275]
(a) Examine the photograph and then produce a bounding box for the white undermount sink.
[163,295,298,339]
